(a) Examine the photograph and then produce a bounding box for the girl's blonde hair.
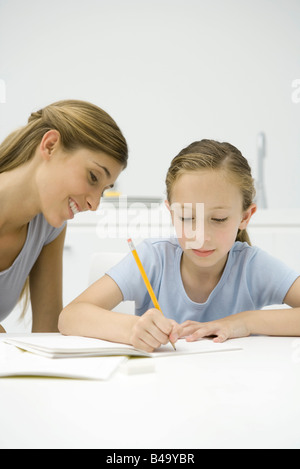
[0,99,128,316]
[165,139,256,245]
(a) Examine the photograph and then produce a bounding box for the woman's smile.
[68,197,81,219]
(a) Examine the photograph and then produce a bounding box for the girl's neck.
[180,252,228,303]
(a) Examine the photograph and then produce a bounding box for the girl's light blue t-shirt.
[0,213,66,321]
[107,238,299,323]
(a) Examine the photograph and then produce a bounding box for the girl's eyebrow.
[93,161,111,178]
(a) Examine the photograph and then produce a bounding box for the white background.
[0,0,299,208]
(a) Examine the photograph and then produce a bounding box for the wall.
[0,0,299,207]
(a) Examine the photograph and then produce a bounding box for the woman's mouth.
[192,249,215,258]
[68,198,80,218]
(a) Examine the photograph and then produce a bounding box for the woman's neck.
[0,160,40,234]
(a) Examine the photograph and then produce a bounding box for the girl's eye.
[212,217,228,223]
[89,171,98,184]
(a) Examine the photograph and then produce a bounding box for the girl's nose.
[203,222,212,241]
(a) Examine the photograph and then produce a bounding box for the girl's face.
[167,169,256,271]
[36,143,123,228]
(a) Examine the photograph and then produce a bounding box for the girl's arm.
[58,274,180,352]
[29,227,66,332]
[181,277,300,342]
[0,324,6,333]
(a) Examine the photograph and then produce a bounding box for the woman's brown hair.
[0,99,128,172]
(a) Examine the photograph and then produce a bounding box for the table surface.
[0,334,299,449]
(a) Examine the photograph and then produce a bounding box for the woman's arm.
[58,274,180,352]
[181,277,300,342]
[29,227,66,332]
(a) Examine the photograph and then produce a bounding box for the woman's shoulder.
[30,213,66,245]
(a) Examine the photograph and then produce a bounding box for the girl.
[0,100,128,333]
[59,140,300,351]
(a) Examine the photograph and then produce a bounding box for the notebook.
[0,341,126,380]
[4,333,242,359]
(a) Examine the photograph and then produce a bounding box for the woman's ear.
[39,130,60,161]
[239,203,257,230]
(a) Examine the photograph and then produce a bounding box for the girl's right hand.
[129,309,181,352]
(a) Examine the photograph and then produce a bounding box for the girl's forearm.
[246,308,300,337]
[58,302,138,345]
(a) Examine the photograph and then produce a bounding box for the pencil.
[127,238,176,351]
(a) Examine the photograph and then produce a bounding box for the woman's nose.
[86,192,101,211]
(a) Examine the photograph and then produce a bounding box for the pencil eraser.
[121,357,156,375]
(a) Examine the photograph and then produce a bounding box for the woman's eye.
[89,171,98,184]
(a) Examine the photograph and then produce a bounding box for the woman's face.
[37,144,123,228]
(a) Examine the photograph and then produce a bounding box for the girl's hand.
[0,324,6,333]
[129,309,181,352]
[180,312,251,343]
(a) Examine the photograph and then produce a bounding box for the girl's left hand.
[180,312,251,343]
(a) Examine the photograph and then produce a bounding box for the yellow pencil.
[127,238,176,351]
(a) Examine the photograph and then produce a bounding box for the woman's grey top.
[0,213,66,321]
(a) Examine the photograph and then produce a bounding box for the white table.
[0,335,299,449]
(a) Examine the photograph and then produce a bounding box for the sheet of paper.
[150,338,242,357]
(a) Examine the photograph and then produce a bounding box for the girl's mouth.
[192,249,215,257]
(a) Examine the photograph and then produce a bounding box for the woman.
[0,99,128,332]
